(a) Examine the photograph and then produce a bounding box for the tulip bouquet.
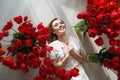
[34,64,79,80]
[76,0,120,80]
[0,15,79,80]
[0,15,52,73]
[77,0,120,46]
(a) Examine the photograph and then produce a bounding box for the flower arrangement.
[87,48,119,70]
[34,63,79,80]
[0,15,79,80]
[77,0,120,46]
[0,15,51,73]
[76,0,120,80]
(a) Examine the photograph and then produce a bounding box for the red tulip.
[0,48,6,56]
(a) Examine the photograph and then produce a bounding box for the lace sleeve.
[48,42,58,60]
[49,49,57,60]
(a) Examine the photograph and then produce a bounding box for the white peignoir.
[49,37,89,80]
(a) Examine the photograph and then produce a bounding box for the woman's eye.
[60,22,63,24]
[54,24,58,27]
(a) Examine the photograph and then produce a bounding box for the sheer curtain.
[0,0,39,80]
[0,0,117,80]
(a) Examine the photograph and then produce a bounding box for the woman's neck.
[58,34,69,45]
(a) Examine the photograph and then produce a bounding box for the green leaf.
[12,33,25,40]
[74,20,89,37]
[86,53,101,63]
[6,52,10,56]
[118,0,120,6]
[51,74,56,79]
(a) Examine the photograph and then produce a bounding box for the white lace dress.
[49,37,89,80]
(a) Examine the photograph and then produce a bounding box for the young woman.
[48,18,89,80]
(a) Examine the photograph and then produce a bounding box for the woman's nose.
[59,24,62,27]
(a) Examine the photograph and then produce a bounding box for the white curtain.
[0,0,117,80]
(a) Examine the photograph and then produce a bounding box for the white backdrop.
[0,0,117,80]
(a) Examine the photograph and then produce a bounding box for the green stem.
[118,0,120,6]
[87,53,100,63]
[11,28,18,33]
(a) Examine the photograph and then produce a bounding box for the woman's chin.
[59,31,65,34]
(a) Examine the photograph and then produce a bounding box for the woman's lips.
[58,27,64,31]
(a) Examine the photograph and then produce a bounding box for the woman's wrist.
[64,51,70,58]
[70,50,85,63]
[64,55,69,60]
[60,55,69,67]
[70,49,77,57]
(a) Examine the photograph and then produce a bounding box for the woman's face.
[52,19,66,36]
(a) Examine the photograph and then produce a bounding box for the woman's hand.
[68,42,85,64]
[68,42,75,54]
[52,45,70,68]
[62,45,70,58]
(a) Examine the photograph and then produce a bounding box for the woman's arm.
[51,46,70,68]
[68,42,85,64]
[70,50,85,64]
[51,56,69,68]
